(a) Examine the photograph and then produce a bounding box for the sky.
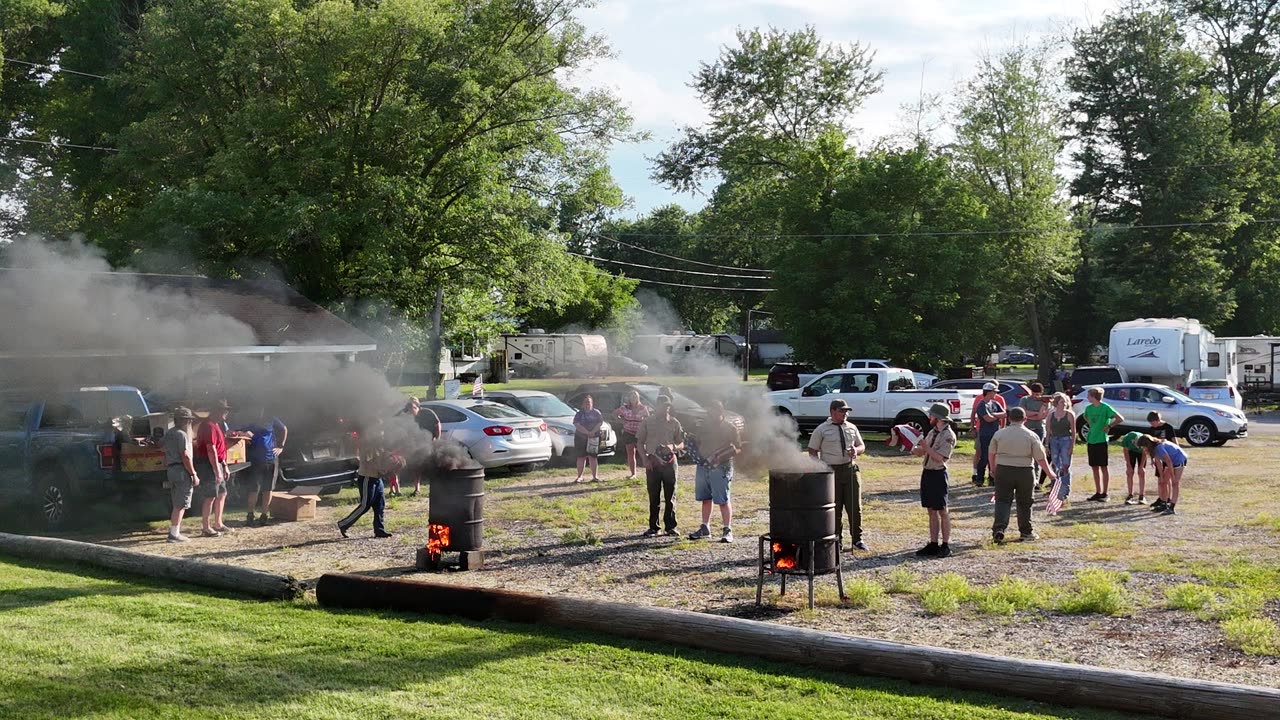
[573,0,1122,217]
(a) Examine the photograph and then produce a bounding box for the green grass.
[841,578,889,610]
[884,568,920,595]
[1245,513,1280,533]
[560,527,603,546]
[1164,583,1217,613]
[918,573,973,616]
[1055,569,1131,616]
[972,577,1051,616]
[0,558,1144,720]
[1220,617,1280,656]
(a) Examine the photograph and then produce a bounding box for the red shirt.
[194,420,227,464]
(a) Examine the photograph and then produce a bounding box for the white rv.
[1108,318,1234,391]
[1216,335,1280,389]
[628,333,742,372]
[502,332,608,377]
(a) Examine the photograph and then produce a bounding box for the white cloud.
[574,58,707,130]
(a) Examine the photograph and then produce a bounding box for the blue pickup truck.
[0,386,191,529]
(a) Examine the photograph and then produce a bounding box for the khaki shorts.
[168,466,194,510]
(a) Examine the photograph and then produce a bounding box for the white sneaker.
[720,527,734,544]
[167,533,190,543]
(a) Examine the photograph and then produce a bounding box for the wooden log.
[0,531,303,600]
[315,573,1280,720]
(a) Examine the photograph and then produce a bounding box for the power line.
[2,56,108,80]
[592,234,773,274]
[1,135,119,153]
[582,267,773,292]
[606,217,1280,240]
[568,250,772,279]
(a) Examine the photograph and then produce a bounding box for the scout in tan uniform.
[912,403,956,558]
[807,399,868,551]
[988,406,1058,543]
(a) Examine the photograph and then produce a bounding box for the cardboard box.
[269,492,317,522]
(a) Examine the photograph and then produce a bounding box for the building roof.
[0,269,376,358]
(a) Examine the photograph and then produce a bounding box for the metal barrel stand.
[756,534,844,610]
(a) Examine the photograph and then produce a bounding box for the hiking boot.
[688,524,711,540]
[719,527,734,544]
[1019,532,1039,542]
[915,541,939,557]
[936,543,952,558]
[1124,494,1138,505]
[1162,504,1177,516]
[642,528,659,538]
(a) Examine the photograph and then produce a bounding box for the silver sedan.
[484,390,617,463]
[422,400,553,470]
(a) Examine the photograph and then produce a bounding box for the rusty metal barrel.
[428,464,486,552]
[768,468,838,570]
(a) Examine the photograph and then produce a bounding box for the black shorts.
[920,468,949,510]
[1087,442,1109,467]
[574,434,599,456]
[1124,448,1147,471]
[621,431,638,447]
[247,461,276,493]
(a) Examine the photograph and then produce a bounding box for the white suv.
[1072,383,1248,447]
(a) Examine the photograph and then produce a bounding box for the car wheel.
[1076,418,1090,444]
[36,466,73,530]
[895,411,928,436]
[1182,418,1215,447]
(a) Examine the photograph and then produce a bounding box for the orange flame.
[427,524,451,558]
[771,542,798,570]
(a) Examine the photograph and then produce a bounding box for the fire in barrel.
[418,463,485,571]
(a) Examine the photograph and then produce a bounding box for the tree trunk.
[0,532,303,599]
[425,286,444,400]
[1025,298,1053,386]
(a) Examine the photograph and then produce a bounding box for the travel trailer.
[628,333,743,372]
[501,332,608,377]
[1216,335,1280,390]
[1108,318,1237,391]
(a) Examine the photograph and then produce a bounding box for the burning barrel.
[426,464,485,567]
[767,469,838,572]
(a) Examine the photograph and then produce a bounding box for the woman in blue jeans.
[1045,393,1076,512]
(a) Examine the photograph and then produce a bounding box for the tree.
[1169,0,1280,333]
[651,26,884,338]
[771,146,1001,370]
[952,42,1078,383]
[5,0,636,327]
[1066,8,1243,329]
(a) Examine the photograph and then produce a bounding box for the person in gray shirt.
[1018,382,1050,487]
[163,407,200,542]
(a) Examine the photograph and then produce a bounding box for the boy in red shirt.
[194,400,235,537]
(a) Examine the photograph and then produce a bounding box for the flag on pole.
[472,375,483,399]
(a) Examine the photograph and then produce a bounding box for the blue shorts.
[694,464,732,505]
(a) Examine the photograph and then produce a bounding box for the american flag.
[472,375,483,399]
[887,424,923,452]
[1045,473,1065,515]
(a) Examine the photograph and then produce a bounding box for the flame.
[771,542,797,570]
[427,524,451,558]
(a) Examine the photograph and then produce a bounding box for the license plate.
[518,428,532,439]
[313,447,332,459]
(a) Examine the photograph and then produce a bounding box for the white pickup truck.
[769,368,980,434]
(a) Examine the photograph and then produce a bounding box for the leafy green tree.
[1169,0,1280,333]
[1066,8,1242,329]
[952,42,1078,383]
[771,146,999,371]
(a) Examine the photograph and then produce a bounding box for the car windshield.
[1165,389,1196,403]
[513,396,575,417]
[469,403,529,420]
[635,386,700,412]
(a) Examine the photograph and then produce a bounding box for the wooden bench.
[268,492,318,522]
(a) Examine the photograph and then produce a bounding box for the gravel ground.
[84,418,1280,689]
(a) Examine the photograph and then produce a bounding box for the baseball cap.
[982,382,997,392]
[829,399,852,412]
[928,403,949,420]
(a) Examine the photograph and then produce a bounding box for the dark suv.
[766,363,819,391]
[563,383,746,435]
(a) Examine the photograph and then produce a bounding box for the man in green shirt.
[1082,387,1124,502]
[1114,431,1149,505]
